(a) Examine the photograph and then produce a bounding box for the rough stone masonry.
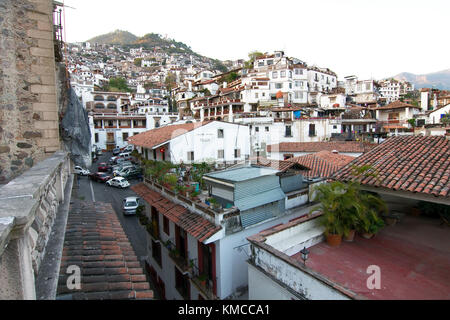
[0,0,61,184]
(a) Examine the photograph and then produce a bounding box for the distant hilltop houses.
[66,42,450,158]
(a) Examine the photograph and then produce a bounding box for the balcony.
[189,262,217,300]
[164,240,190,273]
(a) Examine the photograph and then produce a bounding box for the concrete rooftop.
[292,215,450,300]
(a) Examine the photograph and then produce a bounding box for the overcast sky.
[62,0,449,80]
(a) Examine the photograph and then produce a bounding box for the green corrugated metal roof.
[234,187,285,211]
[204,166,279,183]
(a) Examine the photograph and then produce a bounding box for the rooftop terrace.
[291,215,450,299]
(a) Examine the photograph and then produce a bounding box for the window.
[265,126,269,132]
[365,83,371,91]
[295,91,303,99]
[255,93,258,99]
[258,61,264,67]
[234,149,241,158]
[280,71,286,78]
[122,132,128,141]
[309,123,316,136]
[255,127,259,132]
[152,239,162,267]
[285,125,292,137]
[267,59,273,65]
[272,71,278,79]
[295,69,303,75]
[289,71,292,78]
[175,267,190,299]
[187,151,194,161]
[275,83,282,89]
[289,83,292,89]
[94,133,98,143]
[283,154,294,160]
[163,216,169,235]
[134,132,139,136]
[217,129,224,138]
[333,125,337,129]
[218,149,224,159]
[295,81,301,87]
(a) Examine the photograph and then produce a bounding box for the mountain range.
[392,69,450,90]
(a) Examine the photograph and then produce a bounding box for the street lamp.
[300,246,309,266]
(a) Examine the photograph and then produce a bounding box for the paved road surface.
[73,151,160,299]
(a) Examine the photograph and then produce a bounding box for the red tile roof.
[375,100,421,110]
[57,202,153,300]
[128,122,209,149]
[333,135,450,198]
[267,141,376,153]
[131,183,222,242]
[288,151,355,178]
[249,157,310,172]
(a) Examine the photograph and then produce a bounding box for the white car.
[123,196,139,215]
[106,176,130,188]
[74,166,90,176]
[123,145,133,152]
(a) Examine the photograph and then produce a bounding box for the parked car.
[112,147,121,156]
[106,176,130,189]
[97,162,111,172]
[88,172,111,183]
[114,164,135,176]
[74,166,90,176]
[109,156,119,164]
[121,167,143,180]
[123,145,134,153]
[123,196,139,215]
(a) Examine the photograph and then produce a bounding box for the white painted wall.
[169,122,250,164]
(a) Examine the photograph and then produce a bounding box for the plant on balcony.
[175,184,188,196]
[190,190,200,200]
[197,273,208,287]
[163,173,178,190]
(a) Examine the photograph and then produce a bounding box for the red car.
[97,162,111,172]
[88,172,111,183]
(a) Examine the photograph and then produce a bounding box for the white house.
[128,121,251,164]
[131,164,320,300]
[89,112,179,151]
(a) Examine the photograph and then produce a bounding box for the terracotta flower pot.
[361,232,374,239]
[385,217,397,226]
[326,233,342,247]
[343,229,356,242]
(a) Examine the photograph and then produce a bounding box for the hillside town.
[0,0,449,304]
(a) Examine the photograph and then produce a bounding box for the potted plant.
[198,274,208,287]
[358,210,385,239]
[311,181,349,246]
[190,190,200,200]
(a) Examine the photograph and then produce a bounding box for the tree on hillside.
[134,58,143,67]
[106,77,131,92]
[213,60,228,73]
[244,50,264,69]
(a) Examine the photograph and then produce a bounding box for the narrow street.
[72,151,161,299]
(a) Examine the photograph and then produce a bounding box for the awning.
[234,188,285,211]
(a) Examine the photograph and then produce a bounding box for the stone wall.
[0,0,61,184]
[0,151,72,299]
